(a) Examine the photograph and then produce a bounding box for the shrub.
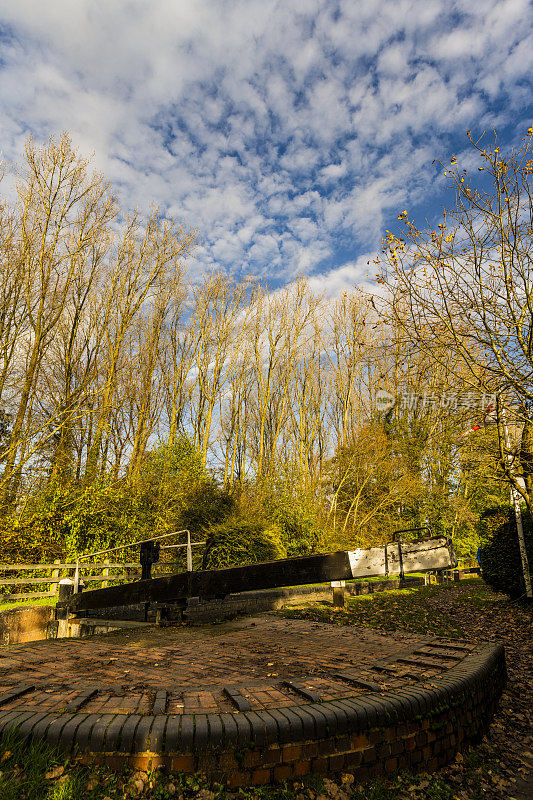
[0,437,233,562]
[233,475,324,557]
[133,438,233,536]
[479,506,533,600]
[269,501,322,557]
[0,482,127,563]
[0,512,58,564]
[201,516,287,570]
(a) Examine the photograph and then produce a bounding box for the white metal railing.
[72,529,206,593]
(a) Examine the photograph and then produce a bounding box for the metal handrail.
[73,529,205,593]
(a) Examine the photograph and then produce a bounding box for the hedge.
[479,506,533,600]
[201,517,287,570]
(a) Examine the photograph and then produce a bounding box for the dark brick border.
[0,642,505,786]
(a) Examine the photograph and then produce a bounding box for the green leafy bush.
[479,506,533,600]
[132,438,233,537]
[201,517,287,570]
[0,437,233,562]
[269,501,322,557]
[234,474,324,557]
[0,482,127,563]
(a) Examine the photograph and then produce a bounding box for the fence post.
[52,559,61,597]
[186,531,193,572]
[102,558,110,589]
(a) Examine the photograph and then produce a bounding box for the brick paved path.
[0,616,475,716]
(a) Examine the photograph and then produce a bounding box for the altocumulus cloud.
[0,0,531,289]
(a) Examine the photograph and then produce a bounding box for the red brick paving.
[0,616,475,716]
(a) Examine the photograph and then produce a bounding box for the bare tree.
[189,274,253,468]
[160,281,198,449]
[0,134,116,503]
[84,211,196,481]
[379,126,533,593]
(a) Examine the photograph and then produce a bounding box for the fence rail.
[1,555,482,605]
[0,559,188,604]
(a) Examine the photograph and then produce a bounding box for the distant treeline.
[0,135,509,562]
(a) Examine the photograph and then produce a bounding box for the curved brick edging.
[0,642,505,787]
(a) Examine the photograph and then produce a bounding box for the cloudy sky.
[0,0,531,292]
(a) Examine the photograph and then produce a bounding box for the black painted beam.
[58,536,456,615]
[60,551,353,613]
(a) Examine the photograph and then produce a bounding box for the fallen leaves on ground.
[281,580,532,800]
[44,764,64,780]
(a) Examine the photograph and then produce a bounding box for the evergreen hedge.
[201,517,287,570]
[479,506,533,600]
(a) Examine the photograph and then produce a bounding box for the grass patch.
[277,583,466,637]
[0,597,56,612]
[453,580,513,608]
[0,729,309,799]
[0,729,504,800]
[0,730,121,800]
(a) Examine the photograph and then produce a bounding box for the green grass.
[0,730,118,800]
[0,597,56,612]
[0,730,310,799]
[452,580,511,607]
[278,582,469,637]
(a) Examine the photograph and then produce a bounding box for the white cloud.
[0,0,530,292]
[306,254,378,297]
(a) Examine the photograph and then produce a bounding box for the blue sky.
[0,0,531,293]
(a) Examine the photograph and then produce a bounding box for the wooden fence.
[0,560,180,603]
[1,556,481,605]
